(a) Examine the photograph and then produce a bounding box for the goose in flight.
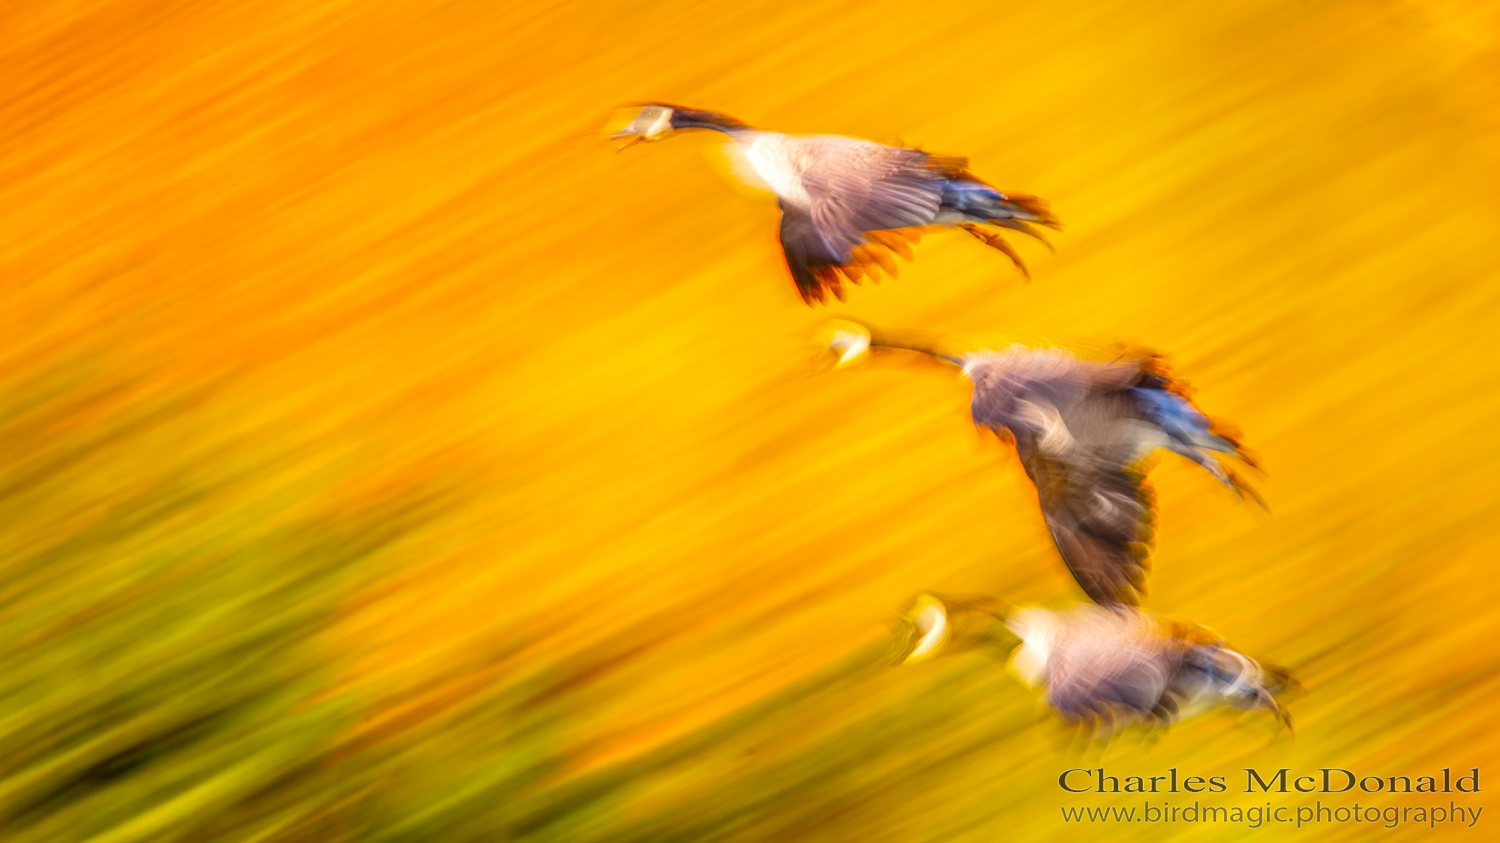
[895,592,1295,734]
[827,321,1261,606]
[612,103,1059,304]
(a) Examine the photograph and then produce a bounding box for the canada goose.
[827,321,1261,606]
[895,592,1295,733]
[612,103,1059,304]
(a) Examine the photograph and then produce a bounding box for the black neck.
[668,107,751,134]
[871,339,966,368]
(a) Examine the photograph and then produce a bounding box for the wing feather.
[967,353,1160,606]
[776,137,947,302]
[1019,439,1156,606]
[778,199,844,304]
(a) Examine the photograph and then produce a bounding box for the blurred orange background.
[3,0,1499,840]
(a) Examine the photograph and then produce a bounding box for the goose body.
[740,133,823,206]
[828,322,1260,606]
[897,593,1294,733]
[613,104,1059,303]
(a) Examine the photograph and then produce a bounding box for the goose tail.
[940,178,1061,231]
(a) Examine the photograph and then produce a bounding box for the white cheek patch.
[645,108,674,138]
[908,604,949,661]
[830,330,870,366]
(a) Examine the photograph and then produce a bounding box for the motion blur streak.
[1,1,1497,841]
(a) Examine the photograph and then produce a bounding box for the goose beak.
[610,106,674,149]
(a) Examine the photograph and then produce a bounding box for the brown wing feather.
[772,139,949,302]
[802,143,946,253]
[778,200,841,304]
[780,213,927,302]
[1017,437,1156,606]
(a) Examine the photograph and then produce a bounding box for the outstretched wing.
[1018,439,1156,607]
[801,141,947,255]
[967,352,1220,606]
[778,199,844,303]
[776,138,949,303]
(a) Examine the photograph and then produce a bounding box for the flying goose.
[895,592,1295,733]
[612,103,1059,304]
[827,321,1261,606]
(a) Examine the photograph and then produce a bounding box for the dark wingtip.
[1262,664,1302,696]
[1001,193,1062,228]
[1229,471,1269,511]
[1262,664,1300,734]
[959,224,1032,280]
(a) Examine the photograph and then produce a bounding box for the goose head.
[823,320,872,368]
[899,593,951,664]
[893,592,1016,664]
[612,104,751,150]
[612,105,678,149]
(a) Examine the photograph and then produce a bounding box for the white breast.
[739,133,813,207]
[1005,608,1057,687]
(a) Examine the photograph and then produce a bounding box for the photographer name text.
[1058,767,1481,795]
